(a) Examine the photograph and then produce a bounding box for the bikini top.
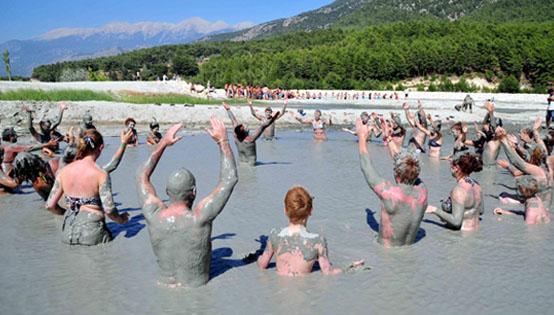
[312,119,324,130]
[428,138,442,148]
[65,196,102,212]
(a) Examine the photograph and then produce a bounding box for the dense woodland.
[32,21,554,93]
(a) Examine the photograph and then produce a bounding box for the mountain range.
[0,18,253,76]
[203,0,554,41]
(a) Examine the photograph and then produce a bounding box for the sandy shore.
[0,81,548,136]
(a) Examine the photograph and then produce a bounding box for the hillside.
[203,0,554,41]
[32,20,554,93]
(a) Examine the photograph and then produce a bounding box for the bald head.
[166,168,197,203]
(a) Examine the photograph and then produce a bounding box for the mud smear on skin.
[1,129,553,314]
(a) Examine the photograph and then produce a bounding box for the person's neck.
[287,222,307,231]
[81,155,96,164]
[455,173,467,182]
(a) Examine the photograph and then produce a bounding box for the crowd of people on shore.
[1,94,553,288]
[224,84,407,101]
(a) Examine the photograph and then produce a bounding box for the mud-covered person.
[257,186,363,276]
[137,118,238,288]
[146,119,163,145]
[23,102,67,153]
[426,153,484,232]
[355,118,428,247]
[494,175,551,224]
[248,99,287,140]
[223,102,279,166]
[46,129,129,245]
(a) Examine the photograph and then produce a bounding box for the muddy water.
[1,130,553,314]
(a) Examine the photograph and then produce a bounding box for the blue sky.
[0,0,334,42]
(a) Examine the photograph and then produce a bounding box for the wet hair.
[149,121,159,130]
[39,119,52,129]
[393,154,420,185]
[451,122,463,132]
[2,128,16,141]
[76,130,104,160]
[529,146,546,166]
[234,124,248,142]
[517,176,539,199]
[520,128,533,139]
[453,153,483,175]
[265,107,272,113]
[13,152,53,184]
[285,186,313,224]
[125,118,136,126]
[544,130,554,155]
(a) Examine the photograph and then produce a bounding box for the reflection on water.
[1,130,553,314]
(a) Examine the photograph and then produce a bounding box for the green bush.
[498,75,520,93]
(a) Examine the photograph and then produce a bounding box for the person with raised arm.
[1,127,58,175]
[137,119,238,288]
[295,109,332,141]
[14,129,133,201]
[257,186,363,276]
[415,117,443,158]
[355,118,427,247]
[223,102,279,166]
[342,112,382,141]
[146,118,163,145]
[426,153,484,232]
[494,175,551,224]
[403,102,428,153]
[46,129,129,245]
[495,121,554,211]
[23,102,67,152]
[248,99,287,140]
[481,101,502,168]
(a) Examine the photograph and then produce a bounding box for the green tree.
[498,74,520,93]
[3,49,12,81]
[172,55,199,77]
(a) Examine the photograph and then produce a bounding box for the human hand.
[533,117,542,131]
[205,116,228,143]
[222,102,231,110]
[355,117,369,141]
[120,129,133,144]
[161,123,184,147]
[425,205,437,214]
[402,102,410,110]
[495,126,507,139]
[58,102,68,111]
[21,104,32,112]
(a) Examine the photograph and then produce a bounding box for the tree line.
[32,20,554,93]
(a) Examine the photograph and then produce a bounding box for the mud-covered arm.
[415,119,431,136]
[102,143,127,174]
[501,138,543,177]
[99,173,128,224]
[359,131,387,193]
[26,110,40,141]
[317,237,343,275]
[257,238,274,269]
[50,105,66,130]
[137,141,166,217]
[45,176,65,215]
[249,103,263,121]
[196,139,238,224]
[432,186,466,229]
[225,108,239,128]
[250,114,278,142]
[277,101,288,119]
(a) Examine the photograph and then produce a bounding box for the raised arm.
[356,118,387,192]
[248,100,263,121]
[195,117,238,224]
[402,103,416,127]
[414,118,432,137]
[497,127,544,177]
[137,123,183,214]
[277,99,288,119]
[50,102,67,131]
[99,172,129,224]
[427,186,466,229]
[249,112,279,142]
[223,102,239,128]
[103,129,132,173]
[23,105,39,141]
[532,117,548,155]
